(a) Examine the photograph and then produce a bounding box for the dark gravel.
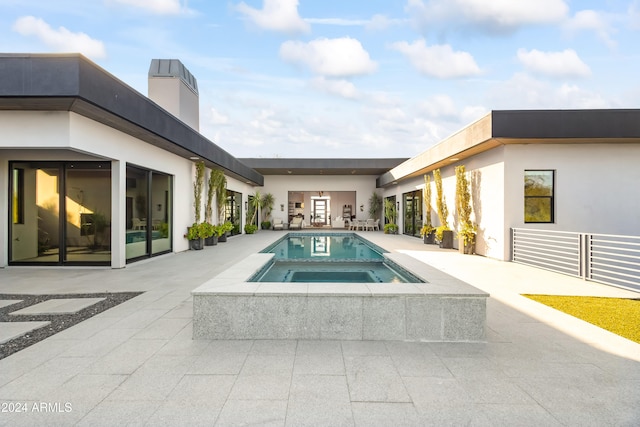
[0,292,143,360]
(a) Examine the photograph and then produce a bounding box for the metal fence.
[512,228,640,292]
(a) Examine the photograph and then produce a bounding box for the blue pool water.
[262,233,384,260]
[253,233,422,283]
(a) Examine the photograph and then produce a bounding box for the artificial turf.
[523,294,640,344]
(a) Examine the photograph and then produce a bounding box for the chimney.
[148,59,199,132]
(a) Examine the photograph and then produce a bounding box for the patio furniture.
[272,218,284,230]
[364,219,375,231]
[373,219,380,231]
[289,217,303,229]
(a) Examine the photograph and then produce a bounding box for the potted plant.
[455,165,476,254]
[217,221,233,242]
[260,193,274,229]
[244,223,258,234]
[245,191,262,234]
[421,174,436,244]
[434,169,453,248]
[420,224,436,244]
[369,192,382,221]
[186,222,204,250]
[383,199,398,234]
[203,169,218,246]
[187,161,205,250]
[201,222,217,246]
[384,223,399,234]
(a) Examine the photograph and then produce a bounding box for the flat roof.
[0,53,262,185]
[239,158,408,176]
[378,109,640,187]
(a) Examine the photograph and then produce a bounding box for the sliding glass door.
[10,161,111,265]
[126,165,173,262]
[403,190,423,237]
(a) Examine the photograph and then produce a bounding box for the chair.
[289,217,303,230]
[272,218,284,230]
[373,219,380,231]
[364,219,375,231]
[132,218,146,230]
[345,218,352,230]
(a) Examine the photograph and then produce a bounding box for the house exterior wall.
[384,142,640,261]
[503,143,640,238]
[261,175,380,226]
[0,110,244,268]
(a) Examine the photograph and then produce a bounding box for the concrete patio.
[0,230,638,426]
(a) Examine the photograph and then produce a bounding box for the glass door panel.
[64,164,111,264]
[125,166,149,260]
[225,190,242,235]
[10,163,61,263]
[151,172,172,255]
[313,199,327,226]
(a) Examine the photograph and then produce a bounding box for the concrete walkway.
[0,231,638,426]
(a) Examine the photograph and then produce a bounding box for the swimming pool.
[252,233,422,283]
[262,233,384,260]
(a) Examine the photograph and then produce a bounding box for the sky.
[1,0,639,159]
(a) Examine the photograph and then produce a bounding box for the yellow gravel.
[522,294,640,344]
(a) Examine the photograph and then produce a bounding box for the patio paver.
[0,230,638,426]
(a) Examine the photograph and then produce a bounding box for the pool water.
[253,233,423,283]
[263,233,384,260]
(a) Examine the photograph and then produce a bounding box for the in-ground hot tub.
[192,233,488,342]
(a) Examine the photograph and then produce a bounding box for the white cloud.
[630,1,640,30]
[280,37,377,77]
[488,72,610,109]
[517,48,591,78]
[12,16,106,59]
[406,0,568,33]
[310,77,359,99]
[418,95,458,119]
[110,0,189,15]
[210,108,230,125]
[389,39,481,79]
[305,14,405,31]
[236,0,310,34]
[564,10,617,48]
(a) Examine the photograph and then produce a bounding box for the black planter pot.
[204,235,218,246]
[423,231,436,244]
[218,233,227,243]
[439,230,454,249]
[189,238,204,250]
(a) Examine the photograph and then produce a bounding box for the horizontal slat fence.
[512,228,640,292]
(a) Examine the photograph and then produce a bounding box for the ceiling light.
[449,157,459,162]
[189,156,200,160]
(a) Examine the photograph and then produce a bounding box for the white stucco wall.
[261,175,380,226]
[0,111,225,267]
[504,143,640,237]
[385,147,507,259]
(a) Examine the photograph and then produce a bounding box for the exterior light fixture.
[189,156,200,160]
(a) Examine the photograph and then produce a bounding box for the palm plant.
[368,192,383,219]
[260,193,275,226]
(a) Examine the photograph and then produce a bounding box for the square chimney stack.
[148,59,199,132]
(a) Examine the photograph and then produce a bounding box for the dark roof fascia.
[238,158,409,176]
[492,109,640,139]
[377,109,640,188]
[0,54,263,186]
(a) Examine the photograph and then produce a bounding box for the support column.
[111,160,126,268]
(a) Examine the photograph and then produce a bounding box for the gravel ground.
[0,292,143,360]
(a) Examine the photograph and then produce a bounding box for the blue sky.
[1,0,639,158]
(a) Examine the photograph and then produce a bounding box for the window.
[524,170,554,223]
[12,168,24,224]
